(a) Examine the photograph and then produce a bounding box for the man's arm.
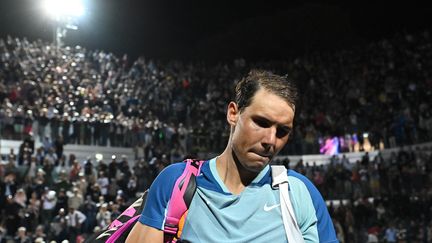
[288,170,339,243]
[126,222,163,243]
[128,162,187,242]
[77,211,87,225]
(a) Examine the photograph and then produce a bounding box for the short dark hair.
[235,69,298,112]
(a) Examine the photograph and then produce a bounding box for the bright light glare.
[43,0,85,19]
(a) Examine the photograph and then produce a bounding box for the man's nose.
[262,126,276,148]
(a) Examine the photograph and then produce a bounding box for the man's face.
[228,88,294,173]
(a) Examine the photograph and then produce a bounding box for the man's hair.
[235,69,298,111]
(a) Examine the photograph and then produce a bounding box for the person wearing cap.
[127,70,337,242]
[68,187,84,210]
[14,226,31,243]
[108,155,118,182]
[96,171,109,197]
[75,172,88,196]
[96,202,112,228]
[41,190,57,227]
[51,208,68,242]
[66,206,87,242]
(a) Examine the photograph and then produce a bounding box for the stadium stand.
[1,29,432,242]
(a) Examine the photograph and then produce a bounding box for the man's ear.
[227,102,240,126]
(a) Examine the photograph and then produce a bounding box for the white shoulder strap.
[271,165,305,243]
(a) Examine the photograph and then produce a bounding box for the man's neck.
[216,150,259,195]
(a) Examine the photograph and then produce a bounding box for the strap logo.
[264,203,280,211]
[96,228,117,239]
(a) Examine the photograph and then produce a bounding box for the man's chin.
[244,159,270,173]
[233,150,271,173]
[248,151,273,161]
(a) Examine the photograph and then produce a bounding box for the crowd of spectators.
[0,137,164,242]
[1,134,432,242]
[1,29,432,159]
[1,28,432,242]
[285,145,432,242]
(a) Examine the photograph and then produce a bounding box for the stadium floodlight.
[43,0,85,20]
[41,0,85,49]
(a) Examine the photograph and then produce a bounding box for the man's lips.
[251,151,273,159]
[257,153,272,158]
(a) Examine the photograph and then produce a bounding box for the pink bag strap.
[164,159,204,241]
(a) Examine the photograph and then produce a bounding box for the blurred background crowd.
[0,28,432,242]
[1,139,432,242]
[1,28,431,158]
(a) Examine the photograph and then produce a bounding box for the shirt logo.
[264,203,280,211]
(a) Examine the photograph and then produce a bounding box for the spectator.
[41,189,57,226]
[96,171,109,198]
[1,31,431,156]
[14,227,31,243]
[384,222,398,243]
[0,172,17,208]
[0,226,7,243]
[68,187,84,211]
[66,206,87,242]
[50,208,68,242]
[0,30,432,242]
[3,195,22,237]
[31,225,47,243]
[26,191,41,232]
[95,203,111,229]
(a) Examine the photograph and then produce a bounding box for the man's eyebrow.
[252,115,270,122]
[252,115,292,127]
[280,125,292,130]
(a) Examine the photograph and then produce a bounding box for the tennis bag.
[84,159,204,243]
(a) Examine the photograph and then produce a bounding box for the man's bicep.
[126,221,164,243]
[288,171,338,242]
[140,163,186,228]
[297,177,338,242]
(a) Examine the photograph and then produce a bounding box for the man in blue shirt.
[127,70,338,242]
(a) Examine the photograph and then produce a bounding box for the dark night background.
[0,0,432,61]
